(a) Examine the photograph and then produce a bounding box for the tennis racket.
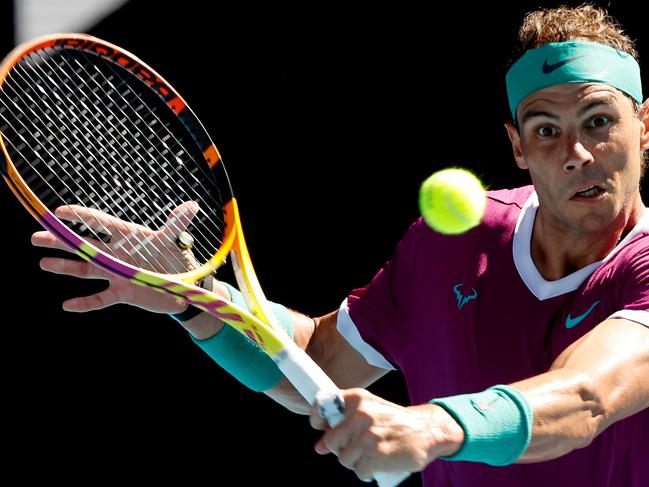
[0,33,409,486]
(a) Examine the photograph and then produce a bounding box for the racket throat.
[230,249,279,326]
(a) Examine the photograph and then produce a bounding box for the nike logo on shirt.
[565,300,601,329]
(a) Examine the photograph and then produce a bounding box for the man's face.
[506,83,649,233]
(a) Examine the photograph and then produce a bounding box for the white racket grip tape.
[275,339,340,406]
[314,391,411,487]
[276,341,410,487]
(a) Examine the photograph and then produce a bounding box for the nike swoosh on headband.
[542,55,588,74]
[506,40,643,121]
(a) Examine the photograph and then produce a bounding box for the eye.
[586,115,610,129]
[536,125,558,137]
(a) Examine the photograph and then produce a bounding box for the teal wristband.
[191,282,294,392]
[430,385,533,466]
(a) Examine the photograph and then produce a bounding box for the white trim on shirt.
[608,309,649,328]
[513,192,649,301]
[336,298,395,371]
[339,194,649,367]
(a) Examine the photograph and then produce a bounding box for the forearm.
[181,282,386,415]
[512,319,649,463]
[178,281,316,412]
[511,369,605,462]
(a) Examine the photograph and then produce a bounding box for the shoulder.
[401,185,534,254]
[595,216,649,300]
[609,233,649,275]
[481,185,534,230]
[486,185,535,211]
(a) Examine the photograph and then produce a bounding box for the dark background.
[1,1,647,484]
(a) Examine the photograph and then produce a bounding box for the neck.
[531,193,645,280]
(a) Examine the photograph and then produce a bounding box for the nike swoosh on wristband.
[565,300,601,329]
[542,55,588,74]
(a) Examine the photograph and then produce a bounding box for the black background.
[1,1,647,484]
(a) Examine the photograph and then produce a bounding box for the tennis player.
[33,5,648,486]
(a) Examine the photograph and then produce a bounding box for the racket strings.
[45,48,223,246]
[0,84,182,274]
[1,56,180,274]
[37,53,201,272]
[1,46,230,275]
[66,48,230,267]
[69,49,229,248]
[62,54,219,225]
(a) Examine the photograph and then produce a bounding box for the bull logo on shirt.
[453,284,478,309]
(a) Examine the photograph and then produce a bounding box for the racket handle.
[373,471,412,487]
[276,343,411,487]
[315,391,411,487]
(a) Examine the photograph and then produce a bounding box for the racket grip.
[315,391,411,487]
[276,343,411,487]
[374,471,412,487]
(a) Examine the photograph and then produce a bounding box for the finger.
[314,435,332,455]
[354,456,379,484]
[338,388,364,414]
[62,288,120,312]
[54,204,147,237]
[161,201,200,240]
[32,231,73,252]
[40,257,109,280]
[315,425,352,457]
[338,441,364,471]
[309,410,329,431]
[32,230,111,254]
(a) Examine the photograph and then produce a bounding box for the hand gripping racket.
[0,33,409,486]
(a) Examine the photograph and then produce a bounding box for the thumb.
[161,201,200,239]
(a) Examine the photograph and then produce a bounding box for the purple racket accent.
[159,282,202,294]
[41,211,141,279]
[94,253,140,279]
[156,280,246,323]
[42,209,248,324]
[199,302,246,324]
[41,212,85,249]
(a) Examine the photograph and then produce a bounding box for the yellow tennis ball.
[419,168,486,234]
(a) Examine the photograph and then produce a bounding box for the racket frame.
[0,33,408,487]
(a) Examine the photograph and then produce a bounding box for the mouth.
[570,183,606,200]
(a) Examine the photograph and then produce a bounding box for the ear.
[504,122,528,169]
[639,99,649,152]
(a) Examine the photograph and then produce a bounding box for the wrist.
[189,282,294,392]
[184,314,225,340]
[169,275,215,322]
[169,275,225,338]
[425,403,466,459]
[429,385,533,466]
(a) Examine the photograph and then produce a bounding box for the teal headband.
[506,40,643,121]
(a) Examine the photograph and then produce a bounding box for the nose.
[562,135,594,172]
